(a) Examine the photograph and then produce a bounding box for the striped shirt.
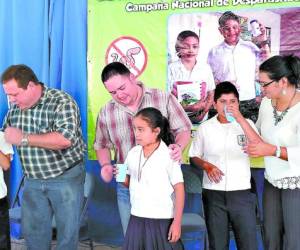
[94,83,192,163]
[2,85,86,179]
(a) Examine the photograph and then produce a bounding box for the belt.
[68,160,84,170]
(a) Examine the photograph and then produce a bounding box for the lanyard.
[138,143,160,182]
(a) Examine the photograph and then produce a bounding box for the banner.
[87,0,300,159]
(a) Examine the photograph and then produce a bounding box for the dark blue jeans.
[117,183,131,235]
[21,163,85,250]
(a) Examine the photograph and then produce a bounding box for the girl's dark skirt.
[122,215,184,250]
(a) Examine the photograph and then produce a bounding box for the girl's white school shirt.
[126,141,183,219]
[0,131,14,199]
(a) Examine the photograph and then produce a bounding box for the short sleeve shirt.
[94,83,192,163]
[126,141,183,218]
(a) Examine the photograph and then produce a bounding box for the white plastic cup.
[116,164,127,182]
[224,105,235,123]
[250,20,262,37]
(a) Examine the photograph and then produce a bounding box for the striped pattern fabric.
[94,83,191,163]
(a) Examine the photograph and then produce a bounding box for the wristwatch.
[21,134,29,146]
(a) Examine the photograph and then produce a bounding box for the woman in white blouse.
[233,55,300,250]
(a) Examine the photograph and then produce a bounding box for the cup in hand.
[116,164,127,182]
[250,20,262,37]
[224,104,235,123]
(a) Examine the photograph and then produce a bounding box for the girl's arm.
[0,151,11,171]
[168,182,184,243]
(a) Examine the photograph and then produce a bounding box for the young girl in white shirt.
[122,107,184,250]
[0,131,14,250]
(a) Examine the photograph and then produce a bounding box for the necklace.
[273,90,297,126]
[138,142,160,182]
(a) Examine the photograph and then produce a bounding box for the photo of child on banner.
[168,29,215,125]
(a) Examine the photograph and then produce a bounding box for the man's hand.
[4,127,23,146]
[100,164,114,183]
[168,220,181,243]
[169,143,182,162]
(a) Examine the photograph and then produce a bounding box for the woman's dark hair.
[259,55,300,87]
[135,107,175,146]
[175,30,199,58]
[214,81,239,102]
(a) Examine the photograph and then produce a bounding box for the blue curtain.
[0,0,87,238]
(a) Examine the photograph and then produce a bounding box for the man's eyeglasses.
[258,80,276,88]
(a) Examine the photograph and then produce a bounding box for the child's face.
[214,93,239,118]
[133,116,160,147]
[219,19,241,46]
[178,36,199,59]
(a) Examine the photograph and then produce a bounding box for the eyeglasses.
[258,80,276,88]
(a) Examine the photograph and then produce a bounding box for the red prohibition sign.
[105,36,148,77]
